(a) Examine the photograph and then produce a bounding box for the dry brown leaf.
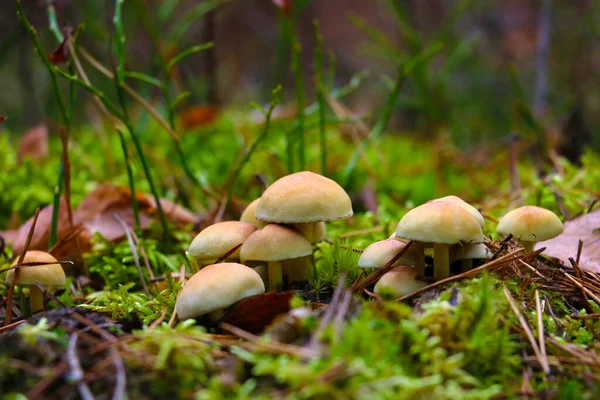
[17,125,48,163]
[536,208,600,272]
[178,105,220,131]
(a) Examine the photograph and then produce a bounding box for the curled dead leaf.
[220,291,295,333]
[17,125,48,163]
[178,105,220,131]
[536,208,600,272]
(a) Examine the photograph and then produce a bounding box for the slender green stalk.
[166,43,214,71]
[113,0,169,238]
[19,1,72,249]
[45,0,64,43]
[289,22,305,171]
[313,20,327,176]
[225,86,281,199]
[117,128,141,230]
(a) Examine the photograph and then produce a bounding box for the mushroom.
[175,262,265,321]
[374,266,428,299]
[240,198,267,229]
[256,171,353,223]
[497,206,563,252]
[358,239,425,276]
[6,251,66,313]
[187,221,257,270]
[430,195,485,228]
[450,243,493,272]
[396,201,484,281]
[240,224,312,291]
[255,171,352,278]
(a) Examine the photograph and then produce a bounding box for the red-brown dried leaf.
[17,125,48,163]
[178,105,220,131]
[220,291,295,333]
[536,208,600,272]
[0,116,6,122]
[47,39,69,64]
[273,0,292,16]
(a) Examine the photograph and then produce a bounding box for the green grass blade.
[117,127,141,231]
[166,43,214,71]
[314,20,328,176]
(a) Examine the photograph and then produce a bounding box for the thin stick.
[113,214,150,296]
[110,348,126,400]
[219,322,317,358]
[396,249,529,301]
[503,286,550,375]
[563,272,600,305]
[535,290,549,375]
[67,334,96,400]
[5,208,40,325]
[0,319,27,333]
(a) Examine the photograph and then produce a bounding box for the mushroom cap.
[240,198,267,229]
[374,266,428,298]
[358,239,420,269]
[6,251,66,287]
[450,243,493,261]
[291,222,327,243]
[256,171,353,223]
[396,201,484,245]
[240,224,313,262]
[175,263,265,320]
[497,206,563,242]
[430,195,485,228]
[188,221,257,262]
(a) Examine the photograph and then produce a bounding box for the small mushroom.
[497,206,563,252]
[240,224,312,291]
[175,263,265,322]
[374,266,428,299]
[430,195,485,228]
[6,251,66,313]
[240,198,267,229]
[187,221,257,269]
[396,201,484,281]
[358,239,425,276]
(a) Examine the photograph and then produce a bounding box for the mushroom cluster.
[365,198,564,297]
[176,171,353,321]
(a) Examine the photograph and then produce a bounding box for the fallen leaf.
[273,0,292,16]
[220,291,295,333]
[178,105,220,131]
[12,197,88,261]
[536,208,600,272]
[46,27,73,64]
[0,116,6,122]
[17,125,48,163]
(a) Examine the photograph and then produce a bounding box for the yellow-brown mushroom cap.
[256,171,353,223]
[240,224,312,262]
[240,198,267,229]
[175,263,265,320]
[358,239,420,268]
[497,206,563,242]
[6,251,66,287]
[188,221,257,262]
[396,201,484,245]
[374,266,428,298]
[430,195,485,228]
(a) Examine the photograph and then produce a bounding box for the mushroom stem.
[522,241,535,253]
[461,259,473,273]
[267,261,283,291]
[416,250,426,277]
[433,243,450,281]
[29,285,44,313]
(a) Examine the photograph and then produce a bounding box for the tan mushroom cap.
[358,239,420,268]
[256,171,353,223]
[374,266,428,298]
[396,201,484,244]
[291,222,327,243]
[240,224,313,263]
[240,198,267,229]
[430,195,485,228]
[450,243,493,261]
[175,263,265,320]
[497,206,563,242]
[188,221,257,262]
[6,251,66,287]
